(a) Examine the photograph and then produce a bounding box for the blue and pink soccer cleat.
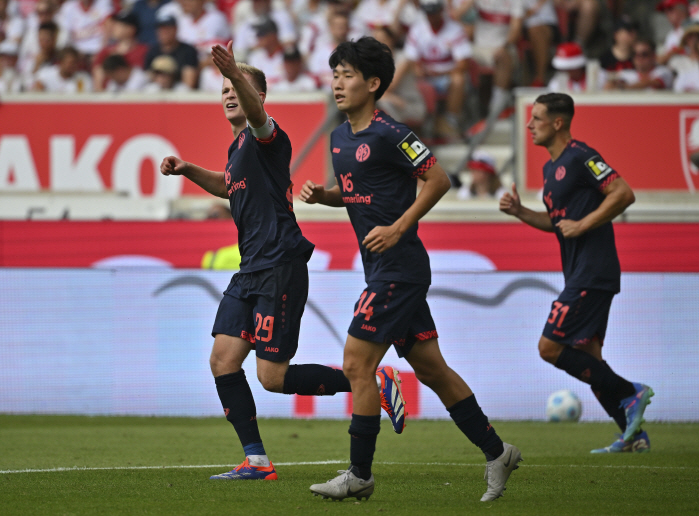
[590,430,650,454]
[376,366,407,434]
[210,458,278,480]
[620,383,654,442]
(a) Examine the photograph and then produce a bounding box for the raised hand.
[211,40,239,80]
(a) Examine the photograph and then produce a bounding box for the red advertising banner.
[0,97,328,196]
[1,221,697,272]
[522,100,699,192]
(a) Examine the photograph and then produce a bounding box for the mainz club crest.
[680,110,699,192]
[555,166,566,181]
[238,132,246,149]
[356,143,370,162]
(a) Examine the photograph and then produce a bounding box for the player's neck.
[230,119,247,139]
[346,102,377,134]
[547,133,572,162]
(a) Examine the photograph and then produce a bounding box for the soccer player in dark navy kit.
[300,37,522,502]
[159,42,401,480]
[500,92,654,453]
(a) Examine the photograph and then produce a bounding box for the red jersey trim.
[412,156,437,178]
[599,172,620,191]
[256,128,278,144]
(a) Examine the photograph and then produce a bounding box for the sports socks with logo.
[447,395,504,461]
[282,364,351,396]
[348,414,381,480]
[554,347,636,402]
[214,370,265,457]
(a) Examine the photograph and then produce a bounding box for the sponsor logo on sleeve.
[397,132,430,165]
[584,155,613,181]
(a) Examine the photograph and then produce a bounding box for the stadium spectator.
[0,39,21,94]
[32,46,93,92]
[0,0,25,48]
[298,0,349,61]
[198,56,224,91]
[19,20,60,91]
[456,150,505,200]
[375,25,426,128]
[605,39,674,90]
[656,0,690,65]
[232,0,296,60]
[144,13,199,90]
[400,0,471,140]
[597,14,637,72]
[269,44,318,93]
[547,41,589,92]
[17,0,67,81]
[306,9,349,88]
[553,0,601,52]
[350,0,419,41]
[92,11,150,92]
[463,0,522,159]
[130,0,173,47]
[57,0,113,65]
[144,54,190,91]
[102,53,149,92]
[673,23,699,91]
[523,0,559,86]
[177,0,230,61]
[247,17,285,87]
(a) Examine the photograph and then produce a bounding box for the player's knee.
[538,338,562,364]
[257,365,286,393]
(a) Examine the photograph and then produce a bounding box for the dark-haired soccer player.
[500,92,654,453]
[300,37,521,502]
[160,41,402,481]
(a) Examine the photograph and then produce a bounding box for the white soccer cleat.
[480,442,522,502]
[310,468,375,501]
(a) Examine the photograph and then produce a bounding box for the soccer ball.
[546,389,582,422]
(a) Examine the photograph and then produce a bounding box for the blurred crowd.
[1,0,698,138]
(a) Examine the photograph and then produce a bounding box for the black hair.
[534,92,575,124]
[38,20,58,32]
[102,54,130,72]
[328,36,395,100]
[635,38,657,54]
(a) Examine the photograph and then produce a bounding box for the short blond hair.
[236,63,267,94]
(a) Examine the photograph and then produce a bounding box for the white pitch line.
[1,460,695,475]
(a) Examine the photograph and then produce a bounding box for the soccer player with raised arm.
[500,92,654,453]
[159,41,402,481]
[300,37,522,502]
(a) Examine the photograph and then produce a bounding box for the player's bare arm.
[556,177,635,238]
[160,156,228,199]
[211,41,266,128]
[499,183,555,232]
[362,162,451,254]
[299,180,344,207]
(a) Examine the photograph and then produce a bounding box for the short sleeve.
[578,149,619,192]
[381,119,437,179]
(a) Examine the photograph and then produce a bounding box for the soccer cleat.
[481,442,522,502]
[209,457,278,480]
[620,383,654,442]
[310,467,374,501]
[590,430,651,454]
[376,366,407,434]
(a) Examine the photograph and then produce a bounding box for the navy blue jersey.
[224,119,314,273]
[542,139,621,293]
[331,110,436,285]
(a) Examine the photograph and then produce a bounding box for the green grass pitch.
[1,416,698,515]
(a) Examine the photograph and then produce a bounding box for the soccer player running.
[300,37,522,502]
[499,92,654,453]
[159,41,401,481]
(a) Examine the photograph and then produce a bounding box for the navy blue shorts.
[212,254,309,362]
[347,281,438,358]
[542,287,615,346]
